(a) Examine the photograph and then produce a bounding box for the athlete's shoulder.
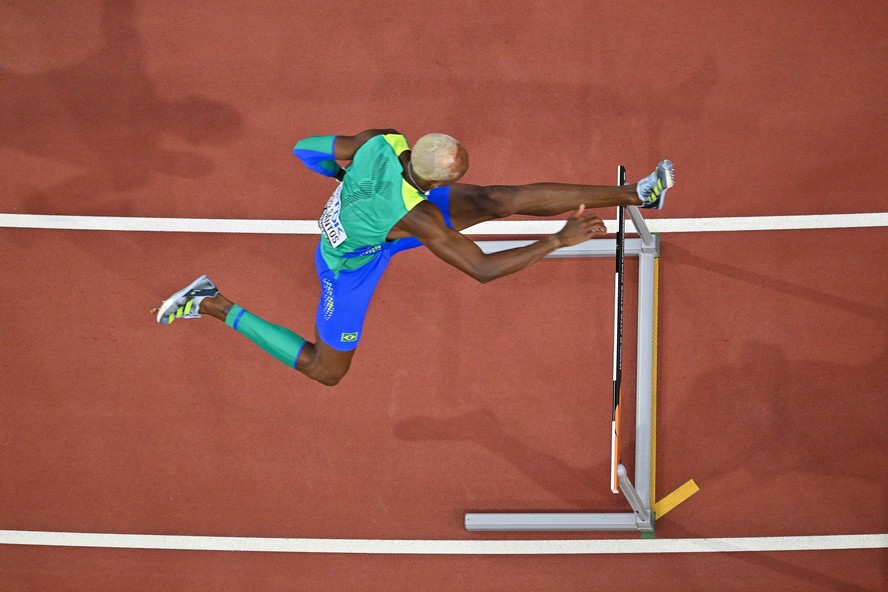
[350,134,391,165]
[357,133,389,152]
[380,134,410,155]
[395,200,448,237]
[356,133,410,157]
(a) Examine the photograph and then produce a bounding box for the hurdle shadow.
[393,409,614,509]
[1,0,244,214]
[667,244,884,321]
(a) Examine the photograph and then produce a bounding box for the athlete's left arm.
[333,129,401,160]
[293,129,400,181]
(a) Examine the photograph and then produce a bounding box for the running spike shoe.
[636,160,675,209]
[154,275,218,325]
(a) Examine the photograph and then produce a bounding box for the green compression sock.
[225,304,306,368]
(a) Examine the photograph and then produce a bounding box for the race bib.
[319,184,348,248]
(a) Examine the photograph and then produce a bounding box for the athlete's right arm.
[394,202,605,284]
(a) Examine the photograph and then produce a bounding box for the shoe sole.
[156,274,211,324]
[661,160,675,189]
[651,160,675,210]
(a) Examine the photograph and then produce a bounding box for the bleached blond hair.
[411,133,463,181]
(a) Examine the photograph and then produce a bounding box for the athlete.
[154,129,674,386]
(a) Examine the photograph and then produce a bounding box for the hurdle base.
[465,512,638,532]
[465,512,654,532]
[466,463,654,533]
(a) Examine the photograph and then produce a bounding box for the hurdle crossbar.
[466,167,658,533]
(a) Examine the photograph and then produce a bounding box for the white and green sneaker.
[154,275,219,325]
[637,160,675,209]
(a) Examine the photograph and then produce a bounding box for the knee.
[301,358,350,387]
[476,185,518,219]
[315,370,346,387]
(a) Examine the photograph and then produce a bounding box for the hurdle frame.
[465,173,659,533]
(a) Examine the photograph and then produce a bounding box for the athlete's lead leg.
[446,182,642,231]
[447,158,676,230]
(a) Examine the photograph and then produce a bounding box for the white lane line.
[0,531,885,555]
[0,213,885,235]
[0,214,315,234]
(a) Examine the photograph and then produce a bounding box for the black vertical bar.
[615,164,626,401]
[612,165,626,492]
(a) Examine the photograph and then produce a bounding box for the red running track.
[1,1,886,590]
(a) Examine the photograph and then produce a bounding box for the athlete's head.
[411,133,469,187]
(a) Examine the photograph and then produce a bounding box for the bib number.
[319,184,348,248]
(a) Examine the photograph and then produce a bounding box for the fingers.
[589,216,606,232]
[580,215,606,234]
[564,218,604,244]
[572,205,605,226]
[558,211,607,247]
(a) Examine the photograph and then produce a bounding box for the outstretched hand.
[554,204,606,247]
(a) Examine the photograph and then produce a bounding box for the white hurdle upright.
[466,166,658,533]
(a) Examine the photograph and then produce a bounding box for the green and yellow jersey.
[316,134,427,274]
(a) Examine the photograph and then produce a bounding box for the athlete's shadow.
[394,408,614,509]
[387,54,719,168]
[1,0,244,214]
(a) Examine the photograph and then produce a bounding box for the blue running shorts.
[314,186,452,351]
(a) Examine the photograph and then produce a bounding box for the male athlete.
[155,129,674,386]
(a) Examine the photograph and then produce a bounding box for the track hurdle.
[466,166,658,533]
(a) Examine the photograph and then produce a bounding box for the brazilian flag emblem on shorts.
[341,332,358,343]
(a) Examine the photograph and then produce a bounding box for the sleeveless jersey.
[318,134,426,274]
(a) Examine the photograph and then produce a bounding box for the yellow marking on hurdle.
[654,480,700,518]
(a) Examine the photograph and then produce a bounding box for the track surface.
[1,1,886,590]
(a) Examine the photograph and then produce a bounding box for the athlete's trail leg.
[200,293,354,386]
